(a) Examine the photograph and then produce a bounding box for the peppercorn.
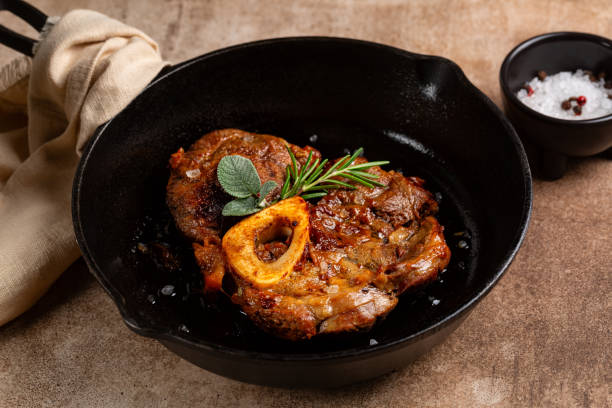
[561,100,571,110]
[537,70,547,81]
[521,84,534,96]
[589,74,598,82]
[577,95,587,106]
[573,105,582,115]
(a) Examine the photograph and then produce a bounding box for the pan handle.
[0,0,48,57]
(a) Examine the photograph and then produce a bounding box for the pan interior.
[74,38,529,357]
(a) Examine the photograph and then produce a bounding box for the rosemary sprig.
[217,146,389,216]
[279,146,389,200]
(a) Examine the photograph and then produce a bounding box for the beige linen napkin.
[0,10,167,325]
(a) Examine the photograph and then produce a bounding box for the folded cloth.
[0,10,167,325]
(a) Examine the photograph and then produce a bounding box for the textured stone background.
[0,1,610,407]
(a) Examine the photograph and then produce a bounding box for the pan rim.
[72,36,532,362]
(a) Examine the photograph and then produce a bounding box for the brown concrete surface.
[1,1,610,407]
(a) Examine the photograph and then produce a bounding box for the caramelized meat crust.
[167,129,318,292]
[167,129,450,340]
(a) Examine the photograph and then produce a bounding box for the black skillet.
[1,0,532,388]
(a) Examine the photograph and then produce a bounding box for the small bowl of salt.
[500,32,612,179]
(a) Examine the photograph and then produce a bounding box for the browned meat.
[167,129,318,292]
[167,129,450,340]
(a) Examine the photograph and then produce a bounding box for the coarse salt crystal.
[185,168,201,179]
[516,69,612,120]
[161,285,175,296]
[327,284,339,294]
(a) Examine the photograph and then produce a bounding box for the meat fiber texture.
[167,129,450,340]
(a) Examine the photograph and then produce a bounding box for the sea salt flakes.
[185,168,200,179]
[516,69,612,120]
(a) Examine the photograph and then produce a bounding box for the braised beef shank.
[167,129,450,340]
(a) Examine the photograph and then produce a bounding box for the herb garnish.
[217,146,389,216]
[217,155,278,216]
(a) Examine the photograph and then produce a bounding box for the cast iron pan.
[2,1,532,388]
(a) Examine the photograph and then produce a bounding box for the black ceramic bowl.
[72,37,532,388]
[500,32,612,179]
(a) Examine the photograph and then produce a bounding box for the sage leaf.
[259,180,278,200]
[217,155,261,198]
[222,196,260,216]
